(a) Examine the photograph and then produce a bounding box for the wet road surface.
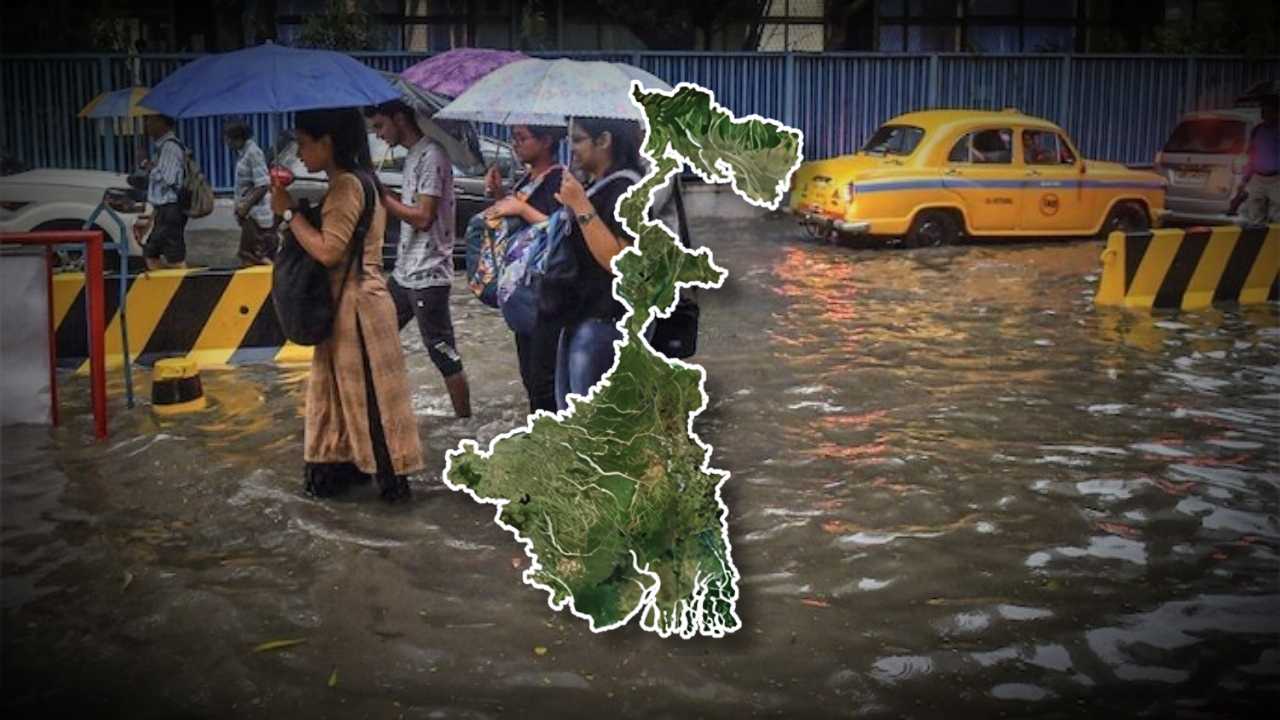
[3,215,1278,718]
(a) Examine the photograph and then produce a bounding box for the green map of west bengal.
[444,82,804,638]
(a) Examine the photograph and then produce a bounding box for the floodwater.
[3,215,1278,719]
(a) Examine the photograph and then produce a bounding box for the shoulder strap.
[332,171,377,307]
[519,163,565,196]
[586,169,642,199]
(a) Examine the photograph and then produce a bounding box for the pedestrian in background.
[1235,94,1280,225]
[269,107,424,503]
[484,124,566,413]
[548,118,645,411]
[223,120,278,266]
[140,114,188,269]
[364,100,472,419]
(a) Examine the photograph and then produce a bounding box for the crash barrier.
[1,231,109,440]
[1096,224,1279,310]
[53,265,312,370]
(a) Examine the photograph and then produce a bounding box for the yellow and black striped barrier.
[53,266,312,370]
[1096,224,1279,310]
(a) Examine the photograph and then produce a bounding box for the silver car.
[1155,107,1262,226]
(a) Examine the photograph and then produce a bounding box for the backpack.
[498,211,567,336]
[464,213,513,308]
[465,166,563,308]
[271,171,376,346]
[162,137,215,219]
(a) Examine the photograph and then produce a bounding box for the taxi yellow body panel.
[789,110,1166,239]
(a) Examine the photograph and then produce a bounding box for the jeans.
[516,324,560,413]
[554,318,622,412]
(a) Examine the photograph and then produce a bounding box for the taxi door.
[1019,129,1089,233]
[941,127,1021,232]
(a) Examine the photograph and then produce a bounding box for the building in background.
[0,0,1275,54]
[833,0,1278,53]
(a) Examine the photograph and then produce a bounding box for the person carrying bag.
[269,107,424,504]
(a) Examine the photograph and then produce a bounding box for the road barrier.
[54,266,311,370]
[1096,224,1279,310]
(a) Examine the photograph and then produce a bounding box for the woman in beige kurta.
[271,107,424,502]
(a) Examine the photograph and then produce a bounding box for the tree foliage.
[297,0,371,51]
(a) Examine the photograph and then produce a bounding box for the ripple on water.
[870,655,933,684]
[1174,497,1278,537]
[996,605,1054,621]
[1073,478,1152,501]
[990,683,1053,701]
[290,517,407,549]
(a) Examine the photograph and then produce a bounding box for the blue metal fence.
[2,51,1277,192]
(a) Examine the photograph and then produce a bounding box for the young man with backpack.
[364,100,471,418]
[140,114,188,269]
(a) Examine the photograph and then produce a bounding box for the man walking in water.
[364,100,471,418]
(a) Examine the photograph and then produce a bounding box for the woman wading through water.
[270,107,424,502]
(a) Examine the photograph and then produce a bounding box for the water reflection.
[3,218,1277,717]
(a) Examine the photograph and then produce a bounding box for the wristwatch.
[576,210,597,226]
[278,208,294,231]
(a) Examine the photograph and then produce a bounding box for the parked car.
[1155,106,1263,226]
[0,168,148,270]
[787,109,1166,247]
[281,132,516,269]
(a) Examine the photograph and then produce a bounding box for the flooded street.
[4,214,1279,718]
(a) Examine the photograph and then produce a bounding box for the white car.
[0,169,148,269]
[1155,105,1264,226]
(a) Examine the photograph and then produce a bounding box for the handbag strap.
[331,170,377,310]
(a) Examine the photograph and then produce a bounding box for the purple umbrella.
[400,48,527,98]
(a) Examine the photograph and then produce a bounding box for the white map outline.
[442,81,805,638]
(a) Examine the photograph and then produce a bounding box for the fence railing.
[2,51,1277,192]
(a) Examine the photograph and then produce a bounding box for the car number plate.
[1172,169,1208,185]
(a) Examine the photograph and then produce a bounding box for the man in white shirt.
[140,114,187,269]
[223,120,277,265]
[364,100,470,418]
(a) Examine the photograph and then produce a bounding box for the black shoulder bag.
[650,176,701,360]
[272,171,377,346]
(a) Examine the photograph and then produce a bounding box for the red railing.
[0,230,108,440]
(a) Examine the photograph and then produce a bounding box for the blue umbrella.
[140,42,399,118]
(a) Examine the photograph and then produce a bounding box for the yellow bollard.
[151,357,207,415]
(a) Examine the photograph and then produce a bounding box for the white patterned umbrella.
[435,58,671,127]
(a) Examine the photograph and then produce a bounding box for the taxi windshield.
[861,125,925,156]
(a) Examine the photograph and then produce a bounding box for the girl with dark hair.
[549,117,645,410]
[484,124,567,413]
[270,107,424,502]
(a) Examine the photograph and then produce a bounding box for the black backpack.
[272,171,376,346]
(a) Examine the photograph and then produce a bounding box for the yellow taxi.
[787,109,1166,247]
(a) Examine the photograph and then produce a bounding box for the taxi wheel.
[1100,202,1150,237]
[903,211,959,249]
